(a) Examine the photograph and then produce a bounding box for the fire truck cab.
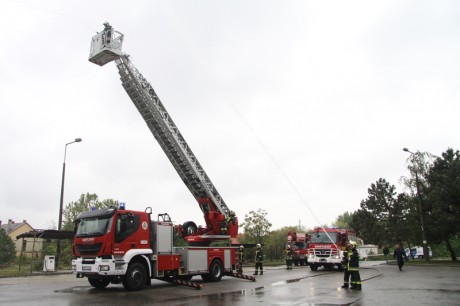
[307,227,356,271]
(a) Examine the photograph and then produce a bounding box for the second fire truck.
[307,227,357,271]
[287,231,309,266]
[71,23,253,291]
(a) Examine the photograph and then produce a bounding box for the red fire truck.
[287,231,309,266]
[307,227,356,271]
[71,23,253,291]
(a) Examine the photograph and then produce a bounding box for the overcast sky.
[1,0,459,233]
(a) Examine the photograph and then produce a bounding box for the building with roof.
[0,219,42,257]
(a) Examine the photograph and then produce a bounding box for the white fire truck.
[71,23,254,291]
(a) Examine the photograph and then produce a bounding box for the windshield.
[76,217,112,237]
[293,241,306,249]
[311,232,336,244]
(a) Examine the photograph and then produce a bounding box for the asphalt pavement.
[0,261,459,305]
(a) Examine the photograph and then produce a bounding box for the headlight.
[308,254,315,259]
[99,265,110,271]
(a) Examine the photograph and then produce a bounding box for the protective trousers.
[342,270,350,288]
[350,270,362,290]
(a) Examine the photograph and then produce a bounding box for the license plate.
[82,266,91,271]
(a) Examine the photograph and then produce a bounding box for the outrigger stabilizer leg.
[160,277,203,290]
[225,271,256,281]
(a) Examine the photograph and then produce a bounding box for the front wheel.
[310,264,318,271]
[88,278,110,289]
[123,263,147,291]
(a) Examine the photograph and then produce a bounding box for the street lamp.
[56,138,82,269]
[403,147,429,262]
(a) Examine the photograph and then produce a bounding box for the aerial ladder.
[88,23,237,245]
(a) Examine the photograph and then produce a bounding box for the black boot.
[253,271,258,275]
[260,271,263,275]
[341,283,348,288]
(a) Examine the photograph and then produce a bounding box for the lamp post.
[56,138,82,269]
[403,147,429,262]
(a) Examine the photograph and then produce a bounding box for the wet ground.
[0,261,459,305]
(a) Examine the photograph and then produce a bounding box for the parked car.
[404,246,433,259]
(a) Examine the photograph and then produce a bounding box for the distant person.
[103,22,113,46]
[253,244,264,275]
[284,246,293,270]
[393,244,408,271]
[348,241,362,290]
[383,246,389,263]
[341,242,351,289]
[237,245,244,273]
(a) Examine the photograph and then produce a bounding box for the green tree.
[350,209,383,245]
[352,178,410,246]
[62,193,118,230]
[240,209,272,245]
[333,211,354,228]
[424,148,460,261]
[0,228,16,265]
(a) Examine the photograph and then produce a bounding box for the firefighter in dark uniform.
[253,244,264,275]
[341,242,351,288]
[221,211,236,234]
[348,240,362,290]
[284,246,293,270]
[237,245,244,273]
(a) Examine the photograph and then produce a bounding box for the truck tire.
[310,264,318,271]
[201,259,224,282]
[88,278,110,289]
[182,221,198,236]
[123,262,147,291]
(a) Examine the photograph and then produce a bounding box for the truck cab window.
[115,214,140,243]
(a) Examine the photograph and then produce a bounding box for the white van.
[405,246,433,259]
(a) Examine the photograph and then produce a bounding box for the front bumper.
[72,257,127,276]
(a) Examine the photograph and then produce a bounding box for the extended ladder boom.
[88,23,238,243]
[115,55,229,215]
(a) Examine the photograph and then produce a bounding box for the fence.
[0,230,74,277]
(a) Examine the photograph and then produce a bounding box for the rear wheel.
[201,259,224,282]
[123,263,147,291]
[88,278,110,289]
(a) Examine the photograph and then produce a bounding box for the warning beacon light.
[119,202,126,210]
